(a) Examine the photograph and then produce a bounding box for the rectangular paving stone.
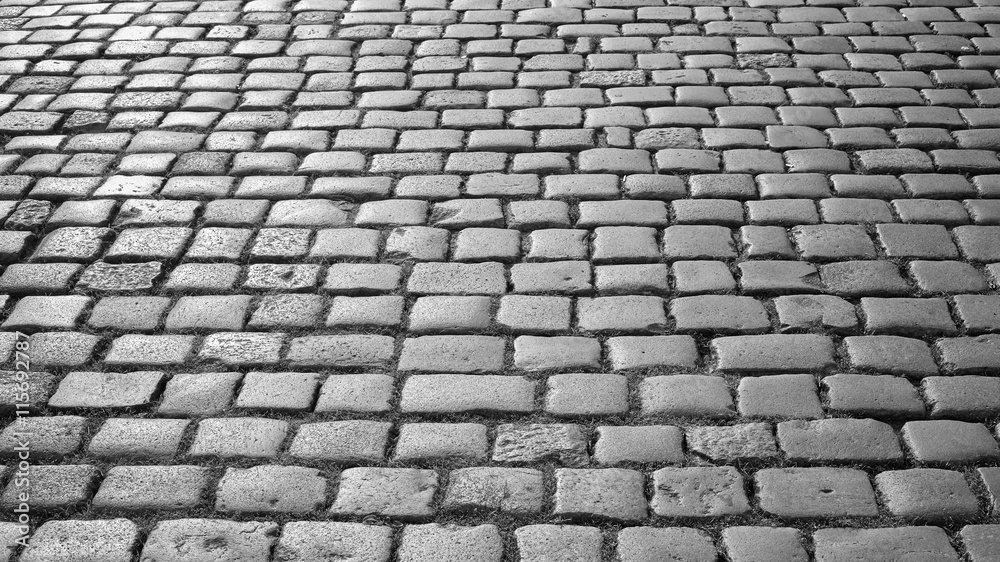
[712,335,836,373]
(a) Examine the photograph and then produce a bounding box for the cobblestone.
[3,0,1000,554]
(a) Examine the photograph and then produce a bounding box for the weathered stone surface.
[756,468,879,518]
[443,467,545,514]
[812,527,958,562]
[140,519,278,562]
[651,467,750,517]
[330,468,438,520]
[493,424,590,466]
[274,522,392,562]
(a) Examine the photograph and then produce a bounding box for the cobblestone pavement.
[0,0,1000,560]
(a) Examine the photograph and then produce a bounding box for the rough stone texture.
[93,465,207,511]
[686,424,779,463]
[812,527,958,562]
[140,519,278,562]
[1,0,997,550]
[776,418,904,463]
[756,468,879,519]
[493,424,589,467]
[515,525,602,562]
[215,465,327,514]
[875,469,979,524]
[330,468,438,520]
[593,425,685,465]
[20,519,138,562]
[288,421,390,463]
[397,524,502,562]
[651,467,750,518]
[617,527,717,562]
[723,526,808,562]
[902,420,1000,464]
[961,525,1000,562]
[274,522,392,562]
[554,468,647,522]
[443,467,544,514]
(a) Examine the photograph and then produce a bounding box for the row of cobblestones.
[3,0,1000,559]
[7,519,999,562]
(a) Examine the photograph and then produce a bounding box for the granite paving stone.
[1,0,997,556]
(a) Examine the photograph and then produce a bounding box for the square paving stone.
[289,420,390,463]
[48,370,164,410]
[140,519,278,562]
[844,335,940,377]
[554,468,647,522]
[902,420,1000,464]
[515,525,603,562]
[0,370,54,415]
[275,522,392,562]
[198,332,284,366]
[443,467,545,514]
[393,423,488,462]
[617,527,718,562]
[640,374,736,418]
[824,374,926,418]
[399,374,535,415]
[408,295,492,333]
[26,332,100,368]
[215,465,327,514]
[545,373,628,417]
[593,425,685,465]
[1,295,90,332]
[397,336,505,373]
[773,294,859,332]
[0,464,98,510]
[686,423,779,463]
[188,417,289,459]
[19,519,138,562]
[157,371,242,416]
[776,418,904,463]
[397,524,502,562]
[86,296,171,332]
[605,335,700,370]
[285,335,394,369]
[876,468,979,524]
[75,261,163,292]
[92,465,207,511]
[860,297,958,337]
[671,295,770,334]
[961,525,1000,562]
[922,376,1000,419]
[651,467,750,518]
[493,424,590,466]
[722,526,808,562]
[755,468,879,518]
[248,294,325,329]
[88,418,189,460]
[164,295,253,332]
[812,527,958,562]
[330,468,438,520]
[233,371,321,412]
[104,227,192,261]
[103,334,196,367]
[0,415,86,460]
[326,296,404,328]
[937,335,1000,375]
[712,334,836,373]
[513,336,602,372]
[314,374,394,413]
